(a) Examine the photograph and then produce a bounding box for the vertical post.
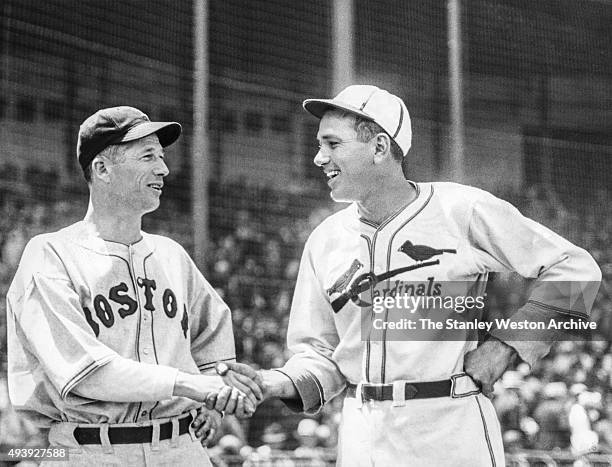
[192,0,210,271]
[1,1,11,170]
[448,0,464,182]
[332,0,354,94]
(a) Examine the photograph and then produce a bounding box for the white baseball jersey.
[278,181,601,466]
[7,220,235,427]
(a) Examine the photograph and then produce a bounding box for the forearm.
[72,356,225,403]
[172,371,225,402]
[260,369,299,400]
[72,356,179,402]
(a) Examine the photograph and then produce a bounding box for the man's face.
[314,112,375,203]
[106,134,169,214]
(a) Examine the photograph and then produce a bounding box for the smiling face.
[100,134,169,215]
[314,111,378,203]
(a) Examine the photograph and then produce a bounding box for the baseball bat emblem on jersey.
[330,260,440,313]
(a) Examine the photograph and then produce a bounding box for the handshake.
[174,362,268,419]
[205,362,266,418]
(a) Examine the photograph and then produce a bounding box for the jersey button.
[143,349,150,355]
[141,410,148,417]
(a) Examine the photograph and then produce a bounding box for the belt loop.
[392,381,407,407]
[188,409,198,441]
[355,382,364,409]
[151,420,161,451]
[170,417,179,448]
[99,425,113,454]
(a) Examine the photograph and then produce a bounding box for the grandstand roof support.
[448,0,465,183]
[332,0,354,95]
[192,0,210,271]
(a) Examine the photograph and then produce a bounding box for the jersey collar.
[65,221,156,257]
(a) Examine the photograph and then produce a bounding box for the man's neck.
[357,178,417,226]
[83,200,143,245]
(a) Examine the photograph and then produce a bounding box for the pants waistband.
[73,412,194,445]
[346,373,481,402]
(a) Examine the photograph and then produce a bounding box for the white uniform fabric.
[7,220,235,427]
[278,181,601,467]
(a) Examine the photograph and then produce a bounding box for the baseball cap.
[76,106,182,171]
[303,85,412,156]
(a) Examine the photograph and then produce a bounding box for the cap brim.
[303,98,375,121]
[119,121,182,148]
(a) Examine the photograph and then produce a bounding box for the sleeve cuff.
[274,368,324,414]
[488,301,578,367]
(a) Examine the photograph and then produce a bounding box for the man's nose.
[154,158,169,177]
[314,149,329,167]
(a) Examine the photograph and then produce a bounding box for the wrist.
[486,335,517,356]
[173,372,224,401]
[260,369,298,400]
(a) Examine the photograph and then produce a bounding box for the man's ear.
[373,133,392,164]
[91,157,111,183]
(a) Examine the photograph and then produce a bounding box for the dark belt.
[347,380,452,401]
[73,413,193,445]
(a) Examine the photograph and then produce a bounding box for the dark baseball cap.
[76,106,182,171]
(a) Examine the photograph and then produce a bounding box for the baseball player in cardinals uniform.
[246,85,601,466]
[6,106,262,466]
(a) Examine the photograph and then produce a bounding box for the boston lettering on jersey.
[82,277,189,338]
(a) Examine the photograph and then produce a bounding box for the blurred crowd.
[0,179,610,465]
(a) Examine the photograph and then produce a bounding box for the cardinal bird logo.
[398,240,456,262]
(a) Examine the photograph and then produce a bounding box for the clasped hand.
[206,362,264,418]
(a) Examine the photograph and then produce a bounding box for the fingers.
[205,392,218,410]
[464,365,495,399]
[191,408,208,431]
[196,415,212,439]
[214,386,244,414]
[233,397,255,419]
[223,363,264,402]
[224,373,262,406]
[201,426,216,447]
[194,409,223,446]
[226,362,263,386]
[481,382,495,398]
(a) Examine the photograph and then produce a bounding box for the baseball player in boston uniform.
[242,85,602,466]
[6,106,262,466]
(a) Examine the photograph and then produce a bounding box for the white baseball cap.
[303,85,412,156]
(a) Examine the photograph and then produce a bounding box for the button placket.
[129,246,156,422]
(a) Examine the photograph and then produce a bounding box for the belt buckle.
[405,384,418,399]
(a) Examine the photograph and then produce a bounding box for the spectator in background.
[569,391,602,455]
[532,382,571,450]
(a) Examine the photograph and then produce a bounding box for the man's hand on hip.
[463,336,517,397]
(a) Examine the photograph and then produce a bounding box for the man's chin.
[142,199,161,214]
[329,189,353,204]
